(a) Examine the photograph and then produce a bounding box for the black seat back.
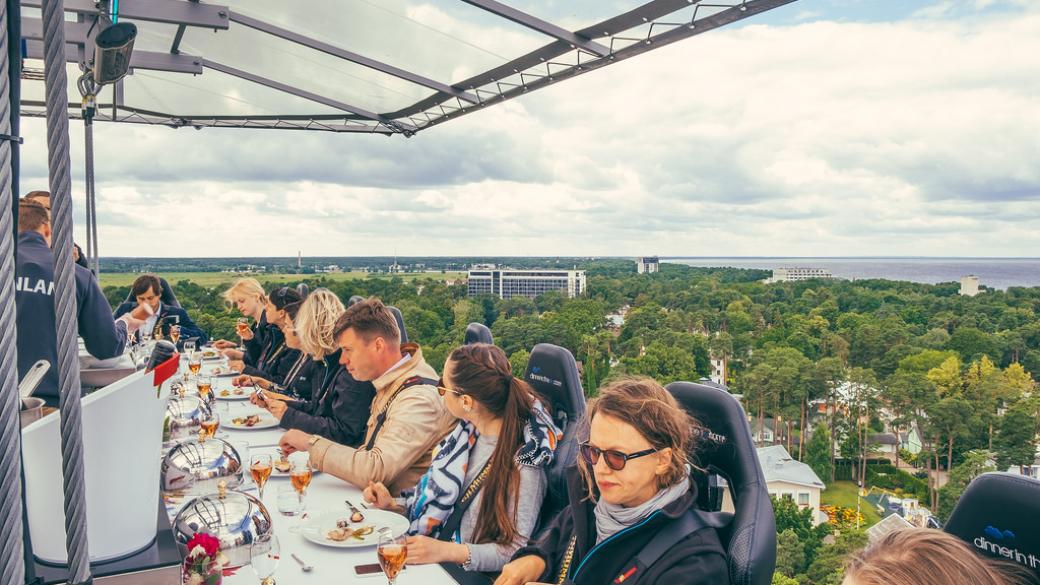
[347,295,365,307]
[666,381,776,585]
[524,343,585,535]
[124,276,181,308]
[463,323,493,345]
[296,283,309,299]
[386,305,409,344]
[944,472,1040,580]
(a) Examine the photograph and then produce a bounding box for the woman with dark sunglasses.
[495,377,729,585]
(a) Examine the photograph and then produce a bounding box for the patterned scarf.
[404,399,561,538]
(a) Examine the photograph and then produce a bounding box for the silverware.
[291,553,313,573]
[344,499,365,523]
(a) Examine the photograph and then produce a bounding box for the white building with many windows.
[467,269,586,299]
[765,267,834,283]
[636,256,660,274]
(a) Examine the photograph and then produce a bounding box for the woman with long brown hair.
[363,343,561,573]
[844,528,1038,585]
[496,376,728,585]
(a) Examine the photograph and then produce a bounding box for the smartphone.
[355,563,404,577]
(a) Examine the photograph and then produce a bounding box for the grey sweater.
[460,434,548,573]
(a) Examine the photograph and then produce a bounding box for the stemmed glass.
[188,352,202,379]
[377,530,408,585]
[236,317,250,351]
[290,460,313,511]
[250,534,280,585]
[169,325,181,346]
[183,340,196,355]
[197,376,213,402]
[199,411,219,443]
[250,454,273,500]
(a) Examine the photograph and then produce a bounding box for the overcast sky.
[18,0,1040,258]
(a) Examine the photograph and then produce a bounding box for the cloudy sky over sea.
[18,0,1040,257]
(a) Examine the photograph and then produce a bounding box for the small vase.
[182,562,223,585]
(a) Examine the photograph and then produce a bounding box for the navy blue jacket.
[16,231,129,401]
[113,301,209,347]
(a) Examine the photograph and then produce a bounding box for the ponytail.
[447,344,542,546]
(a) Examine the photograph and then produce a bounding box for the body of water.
[665,258,1040,290]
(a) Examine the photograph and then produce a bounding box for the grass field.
[821,481,882,526]
[98,271,466,289]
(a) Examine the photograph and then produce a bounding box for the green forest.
[105,260,1040,585]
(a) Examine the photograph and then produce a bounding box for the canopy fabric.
[18,0,794,135]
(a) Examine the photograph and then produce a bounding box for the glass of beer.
[250,454,273,500]
[169,325,181,346]
[290,460,313,510]
[188,352,202,377]
[377,531,408,585]
[197,376,213,400]
[199,411,219,442]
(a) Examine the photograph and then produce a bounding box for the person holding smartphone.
[363,343,560,573]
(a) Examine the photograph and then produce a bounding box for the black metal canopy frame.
[18,0,796,136]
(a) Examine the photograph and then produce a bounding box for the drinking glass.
[199,411,220,443]
[153,325,164,341]
[169,325,181,346]
[250,534,280,585]
[250,454,273,500]
[290,460,313,510]
[276,484,301,517]
[236,318,250,350]
[188,352,202,378]
[377,531,408,585]
[197,376,213,401]
[183,340,196,355]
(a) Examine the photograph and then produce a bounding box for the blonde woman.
[213,278,269,364]
[251,289,376,447]
[844,528,1037,585]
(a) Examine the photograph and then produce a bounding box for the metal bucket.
[20,397,45,428]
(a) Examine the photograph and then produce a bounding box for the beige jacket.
[308,343,456,495]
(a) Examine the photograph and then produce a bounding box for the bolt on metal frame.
[17,0,796,135]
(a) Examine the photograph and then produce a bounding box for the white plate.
[221,413,279,430]
[248,446,321,478]
[300,510,409,549]
[215,387,252,401]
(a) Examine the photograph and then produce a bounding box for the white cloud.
[17,1,1040,257]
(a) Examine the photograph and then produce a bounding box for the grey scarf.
[593,466,691,544]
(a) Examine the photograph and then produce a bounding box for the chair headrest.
[386,306,409,344]
[125,276,181,308]
[944,472,1040,577]
[295,283,309,299]
[347,295,365,307]
[463,323,493,345]
[523,343,584,422]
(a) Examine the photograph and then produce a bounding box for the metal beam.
[459,0,610,57]
[20,0,229,29]
[227,11,479,104]
[202,59,415,133]
[23,38,203,74]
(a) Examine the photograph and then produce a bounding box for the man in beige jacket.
[279,298,456,495]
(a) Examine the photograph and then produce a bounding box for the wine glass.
[290,460,313,511]
[250,454,273,500]
[250,534,280,585]
[377,530,408,585]
[197,376,213,402]
[183,339,196,355]
[199,411,219,443]
[169,325,181,346]
[236,317,250,350]
[188,352,202,379]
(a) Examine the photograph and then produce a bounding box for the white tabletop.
[171,369,462,585]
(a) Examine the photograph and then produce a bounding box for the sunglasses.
[579,443,659,471]
[435,378,465,397]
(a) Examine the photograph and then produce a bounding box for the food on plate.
[326,524,374,542]
[202,349,219,359]
[218,388,246,398]
[274,454,291,473]
[220,389,231,397]
[211,366,223,375]
[234,388,245,395]
[231,415,261,427]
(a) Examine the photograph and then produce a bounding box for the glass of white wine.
[250,534,280,585]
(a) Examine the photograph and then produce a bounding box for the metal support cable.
[0,0,26,580]
[83,119,98,273]
[40,0,93,581]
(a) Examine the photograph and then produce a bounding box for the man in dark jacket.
[113,274,208,347]
[16,200,144,405]
[502,467,729,585]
